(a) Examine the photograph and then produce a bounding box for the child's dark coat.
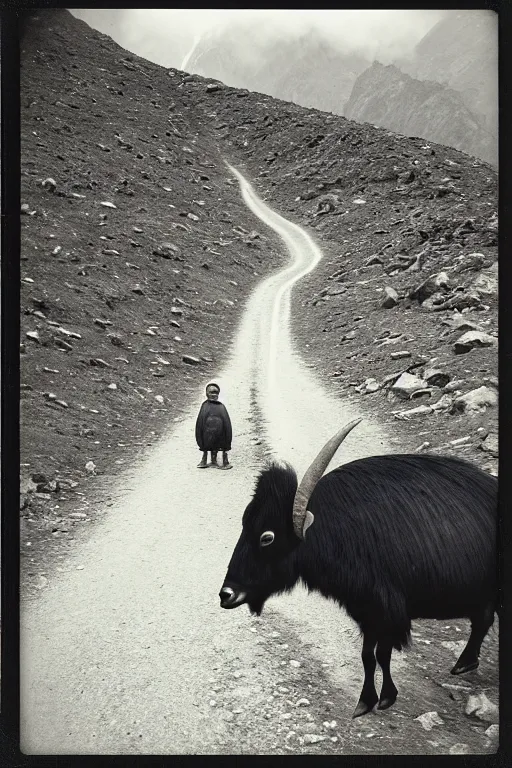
[195,400,232,452]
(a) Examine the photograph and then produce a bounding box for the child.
[195,382,233,470]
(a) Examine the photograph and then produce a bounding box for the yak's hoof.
[377,696,397,711]
[352,696,378,719]
[450,660,479,675]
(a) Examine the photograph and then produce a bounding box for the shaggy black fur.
[304,454,497,649]
[221,453,497,715]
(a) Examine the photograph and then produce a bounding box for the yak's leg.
[352,632,378,718]
[451,604,495,675]
[376,638,398,710]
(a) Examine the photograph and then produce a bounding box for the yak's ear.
[302,510,315,539]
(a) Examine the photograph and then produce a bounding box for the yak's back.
[309,454,497,598]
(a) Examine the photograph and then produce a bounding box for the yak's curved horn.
[292,418,363,540]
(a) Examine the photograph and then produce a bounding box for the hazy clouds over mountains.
[70,9,443,70]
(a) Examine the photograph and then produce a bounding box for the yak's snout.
[219,585,247,609]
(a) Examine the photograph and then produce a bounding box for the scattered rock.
[381,286,399,308]
[89,358,111,368]
[471,263,498,297]
[31,473,48,485]
[484,724,499,741]
[393,404,433,419]
[454,330,496,354]
[391,372,428,399]
[409,274,449,304]
[26,330,40,342]
[57,326,82,339]
[42,177,57,192]
[450,435,471,446]
[415,711,444,731]
[85,461,96,475]
[108,333,124,347]
[100,201,117,209]
[432,291,483,313]
[423,368,451,387]
[153,242,179,259]
[443,379,465,393]
[55,337,73,352]
[303,734,327,744]
[480,433,498,456]
[356,378,380,394]
[182,355,202,366]
[289,660,301,668]
[449,743,470,755]
[452,386,498,415]
[365,255,383,266]
[453,252,485,273]
[465,692,499,724]
[316,193,339,214]
[296,698,310,707]
[94,318,113,329]
[214,298,235,308]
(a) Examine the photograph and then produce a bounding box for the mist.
[69,9,447,70]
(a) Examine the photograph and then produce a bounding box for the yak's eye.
[260,530,275,547]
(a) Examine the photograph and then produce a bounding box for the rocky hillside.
[187,72,498,477]
[21,10,498,590]
[344,62,496,166]
[20,10,285,549]
[186,26,369,116]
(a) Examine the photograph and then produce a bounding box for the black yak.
[219,418,498,718]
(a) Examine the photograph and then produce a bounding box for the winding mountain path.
[21,167,391,755]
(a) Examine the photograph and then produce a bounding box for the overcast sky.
[70,9,448,69]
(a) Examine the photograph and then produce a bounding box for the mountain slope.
[344,62,496,165]
[20,9,284,533]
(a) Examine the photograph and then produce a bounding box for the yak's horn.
[292,418,362,540]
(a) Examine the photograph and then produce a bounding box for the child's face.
[207,387,219,401]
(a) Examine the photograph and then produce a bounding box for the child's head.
[206,382,220,401]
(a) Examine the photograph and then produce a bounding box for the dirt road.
[20,167,488,755]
